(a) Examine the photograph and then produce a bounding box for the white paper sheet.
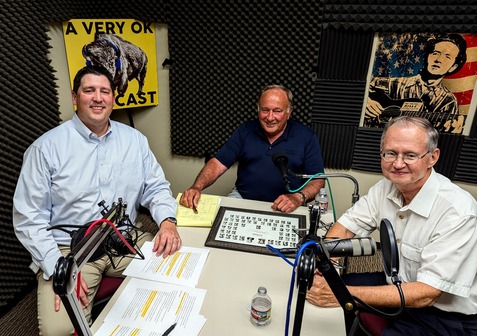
[94,315,206,336]
[95,277,207,336]
[123,241,209,287]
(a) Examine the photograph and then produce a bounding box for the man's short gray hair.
[380,116,439,152]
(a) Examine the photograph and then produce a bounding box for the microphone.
[279,237,376,257]
[322,237,376,257]
[272,151,290,191]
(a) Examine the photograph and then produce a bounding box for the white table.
[92,197,346,336]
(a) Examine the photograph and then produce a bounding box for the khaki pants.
[37,227,153,336]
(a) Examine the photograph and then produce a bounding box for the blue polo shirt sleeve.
[300,126,324,175]
[284,120,324,177]
[214,122,252,168]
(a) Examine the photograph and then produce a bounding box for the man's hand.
[365,97,384,118]
[152,220,181,258]
[180,188,201,212]
[271,193,302,213]
[179,158,227,211]
[54,275,90,311]
[306,273,340,308]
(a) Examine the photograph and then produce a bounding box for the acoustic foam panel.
[168,1,325,157]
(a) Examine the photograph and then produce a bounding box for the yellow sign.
[63,19,158,109]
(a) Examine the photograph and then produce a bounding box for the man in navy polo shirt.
[180,85,325,213]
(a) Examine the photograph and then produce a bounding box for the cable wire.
[289,173,337,222]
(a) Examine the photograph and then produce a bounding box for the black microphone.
[272,151,290,191]
[279,237,376,257]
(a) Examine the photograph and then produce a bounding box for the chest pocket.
[113,161,143,194]
[400,242,422,282]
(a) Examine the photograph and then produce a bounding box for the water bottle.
[250,286,271,326]
[315,188,328,214]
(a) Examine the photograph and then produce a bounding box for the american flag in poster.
[363,32,477,135]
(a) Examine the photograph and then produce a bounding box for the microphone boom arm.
[292,205,360,336]
[53,198,128,336]
[292,172,360,205]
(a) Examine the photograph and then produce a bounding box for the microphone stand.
[293,203,320,335]
[273,165,364,334]
[53,199,128,336]
[289,173,404,335]
[293,204,360,336]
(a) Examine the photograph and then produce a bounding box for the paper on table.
[98,277,206,336]
[175,193,220,227]
[94,316,206,336]
[123,241,209,287]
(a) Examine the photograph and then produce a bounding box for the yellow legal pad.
[175,193,221,227]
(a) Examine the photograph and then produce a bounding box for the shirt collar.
[72,113,112,140]
[416,73,441,90]
[255,119,293,143]
[408,169,439,217]
[386,168,438,217]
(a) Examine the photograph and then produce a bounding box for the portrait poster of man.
[63,19,158,109]
[362,32,477,135]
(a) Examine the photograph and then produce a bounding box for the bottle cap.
[320,188,326,194]
[258,286,267,294]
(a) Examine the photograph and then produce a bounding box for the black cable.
[352,282,405,319]
[47,224,87,231]
[48,217,144,264]
[126,109,135,128]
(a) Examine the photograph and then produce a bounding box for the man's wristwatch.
[296,191,307,206]
[164,217,178,225]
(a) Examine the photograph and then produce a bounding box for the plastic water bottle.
[315,188,328,214]
[250,286,271,326]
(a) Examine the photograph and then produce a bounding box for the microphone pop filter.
[380,218,399,278]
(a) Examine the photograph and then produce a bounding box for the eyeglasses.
[380,151,430,165]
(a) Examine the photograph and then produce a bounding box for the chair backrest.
[93,276,124,305]
[359,311,389,336]
[342,244,383,275]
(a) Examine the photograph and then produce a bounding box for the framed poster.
[63,19,158,109]
[361,33,477,135]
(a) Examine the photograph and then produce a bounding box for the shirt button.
[396,239,401,244]
[399,215,404,219]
